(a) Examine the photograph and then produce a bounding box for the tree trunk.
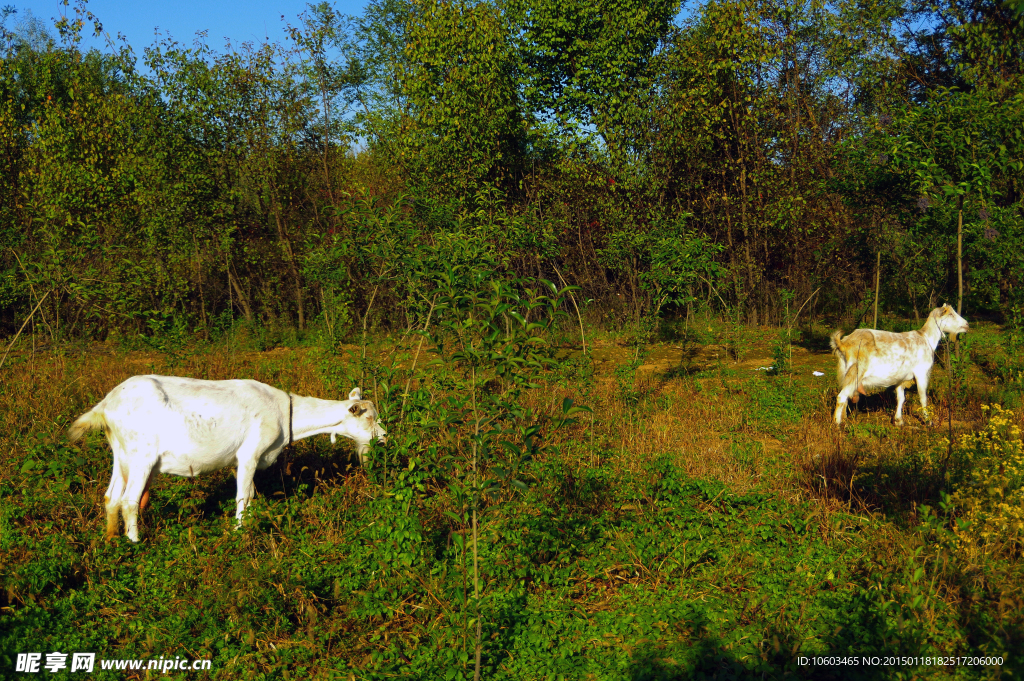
[957,195,964,315]
[227,264,254,323]
[722,175,742,312]
[730,98,757,325]
[910,284,920,325]
[274,208,305,330]
[873,249,881,329]
[739,165,757,327]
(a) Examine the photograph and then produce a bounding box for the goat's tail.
[830,329,866,402]
[69,407,107,443]
[829,329,846,354]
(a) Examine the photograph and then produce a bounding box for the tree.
[397,0,529,203]
[887,86,1024,313]
[509,0,679,152]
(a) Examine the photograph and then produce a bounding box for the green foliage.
[769,334,792,376]
[767,289,800,376]
[723,313,750,363]
[18,434,86,494]
[860,86,1024,314]
[4,0,1024,674]
[509,0,679,148]
[3,0,1023,339]
[602,213,724,321]
[887,87,1024,206]
[395,0,528,201]
[744,376,812,437]
[946,334,974,407]
[6,442,1019,678]
[947,404,1024,556]
[991,307,1024,402]
[287,1,366,155]
[5,326,1024,677]
[936,0,1024,92]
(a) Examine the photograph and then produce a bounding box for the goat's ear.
[349,404,361,415]
[348,387,362,400]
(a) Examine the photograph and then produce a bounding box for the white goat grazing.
[830,304,969,426]
[69,375,387,542]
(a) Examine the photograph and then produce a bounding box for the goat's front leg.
[234,458,259,528]
[915,370,932,425]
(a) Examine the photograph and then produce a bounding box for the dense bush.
[949,404,1024,556]
[1,0,1021,341]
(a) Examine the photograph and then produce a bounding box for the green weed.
[1,331,1021,679]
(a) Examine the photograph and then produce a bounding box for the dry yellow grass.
[0,325,997,545]
[2,329,1020,678]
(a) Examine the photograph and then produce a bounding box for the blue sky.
[9,0,371,52]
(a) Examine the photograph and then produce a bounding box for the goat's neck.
[288,394,349,441]
[918,313,945,350]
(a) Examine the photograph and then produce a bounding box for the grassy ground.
[1,319,1022,679]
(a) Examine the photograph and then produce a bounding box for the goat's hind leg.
[894,381,914,426]
[834,364,859,425]
[103,469,126,541]
[139,467,157,512]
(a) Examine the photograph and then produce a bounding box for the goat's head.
[934,304,970,337]
[329,387,388,454]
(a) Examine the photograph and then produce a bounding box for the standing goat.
[830,304,969,426]
[69,375,387,542]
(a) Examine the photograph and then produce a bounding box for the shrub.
[949,404,1024,556]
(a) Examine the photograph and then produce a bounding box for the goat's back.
[105,373,284,428]
[831,328,932,390]
[76,375,289,474]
